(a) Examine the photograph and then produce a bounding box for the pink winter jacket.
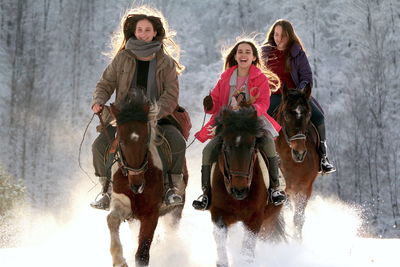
[195,65,281,143]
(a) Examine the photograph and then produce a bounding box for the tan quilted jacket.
[92,48,179,122]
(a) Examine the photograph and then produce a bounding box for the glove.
[203,95,213,111]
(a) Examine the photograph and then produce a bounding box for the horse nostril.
[131,184,142,194]
[231,187,248,200]
[292,149,307,162]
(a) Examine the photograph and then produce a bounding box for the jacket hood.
[290,43,302,57]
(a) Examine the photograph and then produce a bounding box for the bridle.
[281,124,306,148]
[117,123,151,177]
[281,110,307,148]
[221,139,257,187]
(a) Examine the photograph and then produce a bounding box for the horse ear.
[110,103,119,117]
[221,107,230,119]
[302,84,312,100]
[282,84,289,101]
[252,108,257,120]
[143,102,150,114]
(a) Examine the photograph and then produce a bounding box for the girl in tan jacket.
[90,6,186,210]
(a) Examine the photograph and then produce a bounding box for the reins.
[78,108,207,186]
[169,110,206,155]
[78,113,97,186]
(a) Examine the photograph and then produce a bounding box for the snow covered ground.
[1,148,399,267]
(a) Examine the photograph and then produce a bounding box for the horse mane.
[116,90,150,125]
[215,107,263,137]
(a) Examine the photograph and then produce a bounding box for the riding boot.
[267,156,287,206]
[319,141,337,174]
[192,165,212,210]
[317,124,336,174]
[165,173,185,206]
[90,177,112,211]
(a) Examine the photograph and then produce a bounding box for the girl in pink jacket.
[192,40,287,210]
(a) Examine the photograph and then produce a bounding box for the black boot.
[319,141,336,174]
[192,165,211,210]
[267,156,287,206]
[316,124,336,174]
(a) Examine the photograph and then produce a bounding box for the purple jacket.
[261,43,313,90]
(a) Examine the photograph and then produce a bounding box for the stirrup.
[164,187,183,206]
[90,192,111,211]
[192,194,209,210]
[321,157,336,174]
[270,189,287,206]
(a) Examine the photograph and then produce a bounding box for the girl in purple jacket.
[261,19,336,174]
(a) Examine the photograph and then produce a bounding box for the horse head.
[278,85,312,163]
[215,107,262,200]
[110,90,158,194]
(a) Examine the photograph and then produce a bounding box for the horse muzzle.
[231,186,249,200]
[130,180,145,194]
[291,149,307,163]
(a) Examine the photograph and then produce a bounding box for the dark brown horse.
[106,93,188,267]
[274,86,319,240]
[210,107,285,266]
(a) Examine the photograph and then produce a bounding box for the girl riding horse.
[192,39,287,209]
[261,19,336,174]
[90,6,186,210]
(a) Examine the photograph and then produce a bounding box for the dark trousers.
[92,125,116,186]
[158,124,186,175]
[92,124,185,186]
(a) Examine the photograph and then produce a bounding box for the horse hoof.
[113,263,128,267]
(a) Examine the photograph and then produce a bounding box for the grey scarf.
[126,38,161,57]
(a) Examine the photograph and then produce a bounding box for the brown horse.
[210,107,285,266]
[274,86,319,240]
[106,92,188,267]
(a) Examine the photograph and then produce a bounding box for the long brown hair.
[107,6,184,73]
[223,39,280,92]
[263,19,305,72]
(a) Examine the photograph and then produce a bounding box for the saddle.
[159,105,192,141]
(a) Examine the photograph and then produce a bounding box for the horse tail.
[260,209,287,243]
[270,213,287,243]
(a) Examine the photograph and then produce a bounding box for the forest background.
[0,0,399,241]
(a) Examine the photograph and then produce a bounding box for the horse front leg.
[293,192,308,240]
[135,213,159,266]
[107,209,128,267]
[213,216,229,267]
[242,217,262,263]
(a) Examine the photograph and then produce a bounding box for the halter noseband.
[117,144,149,176]
[281,124,306,148]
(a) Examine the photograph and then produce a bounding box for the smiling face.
[234,43,256,71]
[135,19,157,42]
[273,25,289,50]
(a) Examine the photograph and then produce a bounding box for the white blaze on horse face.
[130,132,139,142]
[295,106,302,119]
[235,136,241,147]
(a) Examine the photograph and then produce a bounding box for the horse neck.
[148,122,163,171]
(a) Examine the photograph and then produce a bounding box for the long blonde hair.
[222,38,280,92]
[107,5,184,73]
